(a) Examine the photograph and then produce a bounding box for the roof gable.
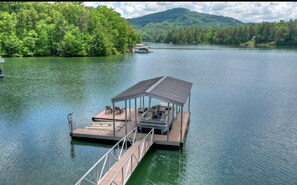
[111,76,192,105]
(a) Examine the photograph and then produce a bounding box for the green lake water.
[1,44,297,185]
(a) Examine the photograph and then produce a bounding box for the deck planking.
[92,108,132,121]
[71,109,190,147]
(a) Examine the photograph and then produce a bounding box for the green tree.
[22,30,37,56]
[0,2,141,57]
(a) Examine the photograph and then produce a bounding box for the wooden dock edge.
[70,132,121,143]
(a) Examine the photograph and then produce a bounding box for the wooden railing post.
[68,112,74,133]
[121,168,124,185]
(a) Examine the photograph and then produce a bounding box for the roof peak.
[112,76,192,105]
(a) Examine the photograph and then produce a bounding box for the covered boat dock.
[70,76,193,147]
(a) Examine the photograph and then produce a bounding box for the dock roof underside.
[111,76,193,105]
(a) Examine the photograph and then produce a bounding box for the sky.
[83,1,297,23]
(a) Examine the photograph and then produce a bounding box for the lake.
[1,44,297,185]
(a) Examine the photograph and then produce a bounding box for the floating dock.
[70,76,192,147]
[71,109,190,147]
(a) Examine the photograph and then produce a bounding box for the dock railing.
[106,128,155,185]
[75,127,138,185]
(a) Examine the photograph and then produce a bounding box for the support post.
[135,98,137,127]
[125,100,127,135]
[172,104,175,119]
[180,105,183,144]
[188,92,191,113]
[139,97,142,108]
[129,99,131,120]
[149,97,151,108]
[142,96,145,108]
[167,102,170,141]
[113,102,115,137]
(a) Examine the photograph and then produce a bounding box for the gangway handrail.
[105,128,155,185]
[75,127,138,185]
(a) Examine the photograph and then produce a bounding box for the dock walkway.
[75,128,154,185]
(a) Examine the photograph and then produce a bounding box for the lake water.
[1,44,297,185]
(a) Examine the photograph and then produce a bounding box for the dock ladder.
[75,128,155,185]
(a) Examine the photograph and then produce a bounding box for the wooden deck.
[92,108,132,121]
[71,109,190,147]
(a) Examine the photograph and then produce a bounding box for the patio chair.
[105,106,113,114]
[138,107,148,116]
[114,107,122,115]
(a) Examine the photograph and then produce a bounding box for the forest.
[1,2,296,58]
[146,20,297,47]
[0,2,142,57]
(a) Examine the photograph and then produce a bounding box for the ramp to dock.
[75,128,154,185]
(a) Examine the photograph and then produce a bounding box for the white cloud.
[83,2,100,7]
[83,2,116,9]
[84,2,297,23]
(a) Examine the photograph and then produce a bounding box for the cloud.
[83,2,100,7]
[83,2,297,23]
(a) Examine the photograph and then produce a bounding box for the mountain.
[129,8,244,28]
[128,8,245,41]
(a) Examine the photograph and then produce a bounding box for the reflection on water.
[1,45,297,185]
[70,140,111,159]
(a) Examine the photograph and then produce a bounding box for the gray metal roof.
[112,76,192,105]
[111,76,163,102]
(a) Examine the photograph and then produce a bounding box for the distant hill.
[129,8,244,28]
[128,8,245,41]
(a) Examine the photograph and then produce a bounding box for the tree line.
[0,2,141,57]
[148,19,297,47]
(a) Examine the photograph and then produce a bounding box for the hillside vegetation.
[0,2,141,57]
[161,20,297,47]
[129,7,297,47]
[128,8,244,41]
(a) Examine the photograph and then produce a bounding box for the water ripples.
[1,47,297,184]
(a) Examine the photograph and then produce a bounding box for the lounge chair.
[114,107,123,115]
[105,106,113,114]
[138,107,148,116]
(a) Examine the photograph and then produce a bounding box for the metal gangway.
[75,127,155,185]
